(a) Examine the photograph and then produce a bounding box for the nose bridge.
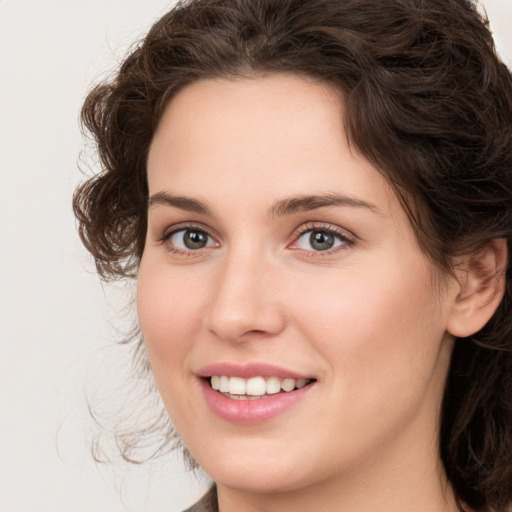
[206,241,284,342]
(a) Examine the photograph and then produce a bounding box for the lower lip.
[200,379,313,424]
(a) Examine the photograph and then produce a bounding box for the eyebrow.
[147,191,379,217]
[269,193,380,217]
[148,191,212,215]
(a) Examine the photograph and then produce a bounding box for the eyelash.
[158,222,217,258]
[158,221,355,257]
[289,222,355,256]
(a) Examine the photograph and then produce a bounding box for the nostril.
[241,329,266,337]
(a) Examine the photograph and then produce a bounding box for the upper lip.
[197,362,313,380]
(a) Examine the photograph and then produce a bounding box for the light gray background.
[1,1,511,511]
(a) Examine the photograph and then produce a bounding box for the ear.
[446,239,508,338]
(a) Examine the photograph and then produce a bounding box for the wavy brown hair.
[73,0,512,510]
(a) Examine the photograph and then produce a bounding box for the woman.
[73,0,512,510]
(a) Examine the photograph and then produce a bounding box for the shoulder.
[182,486,218,512]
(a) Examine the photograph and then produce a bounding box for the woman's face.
[138,74,459,495]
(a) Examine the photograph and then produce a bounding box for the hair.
[73,0,512,510]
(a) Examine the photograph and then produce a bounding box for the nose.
[205,248,286,343]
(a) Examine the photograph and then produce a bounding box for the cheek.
[290,263,451,458]
[136,261,213,432]
[136,261,204,385]
[292,258,448,395]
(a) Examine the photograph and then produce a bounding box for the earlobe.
[446,239,508,338]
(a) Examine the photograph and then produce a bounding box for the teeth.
[266,376,281,395]
[219,376,230,393]
[295,378,307,389]
[247,376,266,395]
[209,375,311,397]
[229,377,246,395]
[281,378,295,392]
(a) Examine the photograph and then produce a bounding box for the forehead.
[149,74,343,174]
[147,73,398,216]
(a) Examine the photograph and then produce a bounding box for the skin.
[138,74,474,512]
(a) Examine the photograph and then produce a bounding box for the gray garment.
[183,486,218,512]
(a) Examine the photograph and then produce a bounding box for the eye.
[290,225,354,253]
[166,228,216,251]
[296,230,343,251]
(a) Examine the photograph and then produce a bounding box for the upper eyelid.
[160,221,218,240]
[158,225,219,256]
[291,222,355,241]
[287,223,357,255]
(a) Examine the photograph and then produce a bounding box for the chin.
[187,436,325,496]
[208,464,307,495]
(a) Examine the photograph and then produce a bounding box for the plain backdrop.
[0,1,511,511]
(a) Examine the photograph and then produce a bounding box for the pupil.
[310,231,334,251]
[184,230,208,249]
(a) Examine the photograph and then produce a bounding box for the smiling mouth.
[208,375,315,400]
